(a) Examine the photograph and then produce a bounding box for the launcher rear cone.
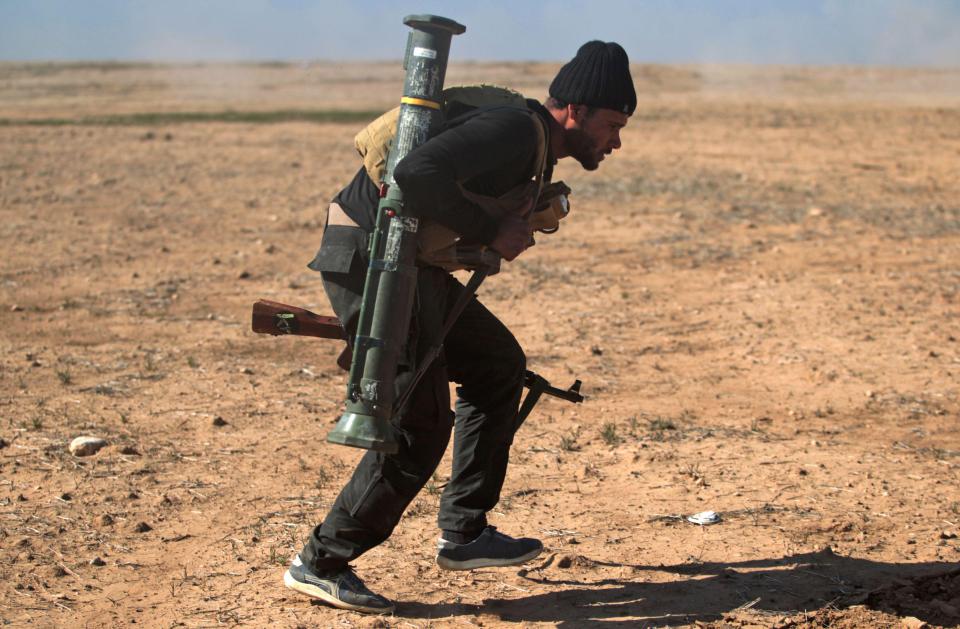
[327,411,398,454]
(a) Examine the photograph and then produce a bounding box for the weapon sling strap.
[393,260,491,414]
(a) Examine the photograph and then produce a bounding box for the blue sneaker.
[283,555,394,614]
[435,526,543,571]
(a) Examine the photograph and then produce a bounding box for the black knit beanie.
[549,41,636,115]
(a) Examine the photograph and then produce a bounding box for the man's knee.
[500,337,526,383]
[503,340,527,383]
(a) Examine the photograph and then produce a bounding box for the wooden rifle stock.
[251,299,351,370]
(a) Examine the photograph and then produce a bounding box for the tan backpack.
[354,84,571,270]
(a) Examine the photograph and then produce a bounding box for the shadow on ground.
[397,548,959,626]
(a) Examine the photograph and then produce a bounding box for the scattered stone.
[240,367,254,375]
[17,494,27,501]
[119,445,140,456]
[557,555,573,569]
[10,304,22,312]
[0,437,8,449]
[96,514,114,526]
[59,492,72,501]
[264,244,277,254]
[212,416,228,427]
[941,530,958,539]
[127,491,140,500]
[807,206,825,217]
[900,617,929,629]
[89,557,106,567]
[133,521,152,533]
[69,436,108,457]
[141,131,155,141]
[590,345,603,356]
[163,132,173,141]
[238,270,251,279]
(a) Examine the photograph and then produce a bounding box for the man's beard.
[567,127,601,171]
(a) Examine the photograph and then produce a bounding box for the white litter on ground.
[687,510,721,525]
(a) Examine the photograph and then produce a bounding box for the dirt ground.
[1,60,958,628]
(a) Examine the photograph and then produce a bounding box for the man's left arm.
[392,108,539,250]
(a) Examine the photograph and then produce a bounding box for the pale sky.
[1,0,959,66]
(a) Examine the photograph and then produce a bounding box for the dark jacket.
[333,99,555,245]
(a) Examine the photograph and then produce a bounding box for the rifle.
[251,299,584,423]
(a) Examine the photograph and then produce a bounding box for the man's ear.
[565,103,585,127]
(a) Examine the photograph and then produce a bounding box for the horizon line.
[2,58,959,71]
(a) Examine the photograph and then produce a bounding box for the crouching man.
[285,40,636,614]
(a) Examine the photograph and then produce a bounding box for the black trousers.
[301,224,526,572]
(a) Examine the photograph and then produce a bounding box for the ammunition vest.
[353,84,571,271]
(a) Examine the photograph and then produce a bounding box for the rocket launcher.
[325,15,466,453]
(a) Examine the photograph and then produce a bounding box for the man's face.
[566,106,629,171]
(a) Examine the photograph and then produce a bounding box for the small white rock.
[69,436,108,457]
